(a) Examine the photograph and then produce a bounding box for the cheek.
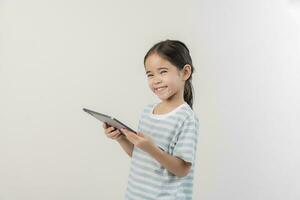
[166,77,180,88]
[147,80,154,90]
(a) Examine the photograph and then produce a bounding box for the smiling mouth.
[155,86,167,91]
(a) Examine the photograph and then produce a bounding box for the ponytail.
[184,78,194,109]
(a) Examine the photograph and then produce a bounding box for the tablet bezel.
[83,108,137,133]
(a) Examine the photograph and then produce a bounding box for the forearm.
[117,136,134,157]
[147,146,191,177]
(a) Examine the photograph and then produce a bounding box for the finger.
[105,126,115,135]
[108,126,116,133]
[122,129,139,143]
[107,129,118,138]
[111,131,122,139]
[124,129,139,140]
[109,130,121,139]
[121,129,132,140]
[137,132,144,137]
[121,128,132,137]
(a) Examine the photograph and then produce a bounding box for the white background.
[1,0,299,199]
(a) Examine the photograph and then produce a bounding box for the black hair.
[144,39,195,109]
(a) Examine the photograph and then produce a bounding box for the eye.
[160,70,167,74]
[147,74,153,78]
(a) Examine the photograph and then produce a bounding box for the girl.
[102,39,199,200]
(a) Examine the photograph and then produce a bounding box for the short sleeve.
[137,103,153,132]
[172,115,199,164]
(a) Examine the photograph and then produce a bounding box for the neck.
[161,90,185,108]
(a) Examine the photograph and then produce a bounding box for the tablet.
[83,108,137,133]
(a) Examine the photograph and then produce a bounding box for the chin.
[153,88,176,101]
[157,94,174,101]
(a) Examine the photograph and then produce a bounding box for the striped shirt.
[125,102,200,200]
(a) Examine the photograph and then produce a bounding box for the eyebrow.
[146,67,168,74]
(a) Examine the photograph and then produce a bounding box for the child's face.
[144,53,185,102]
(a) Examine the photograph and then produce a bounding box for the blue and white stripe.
[125,102,199,200]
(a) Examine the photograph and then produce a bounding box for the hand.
[121,129,157,153]
[102,122,124,141]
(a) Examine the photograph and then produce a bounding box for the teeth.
[156,87,166,91]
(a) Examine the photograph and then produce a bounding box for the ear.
[182,64,192,81]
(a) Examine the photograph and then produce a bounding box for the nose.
[153,77,162,84]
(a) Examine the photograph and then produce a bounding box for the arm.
[147,145,191,177]
[122,129,191,177]
[102,123,133,157]
[116,135,134,157]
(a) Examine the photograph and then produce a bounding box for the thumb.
[121,128,128,135]
[137,132,144,137]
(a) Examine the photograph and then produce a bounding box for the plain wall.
[196,1,300,199]
[1,0,299,199]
